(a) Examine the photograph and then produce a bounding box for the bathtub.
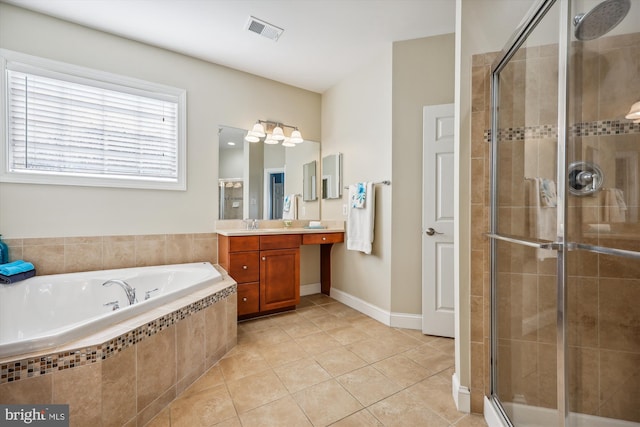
[0,262,223,358]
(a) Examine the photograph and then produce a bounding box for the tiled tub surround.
[2,233,218,276]
[471,32,640,422]
[0,268,237,426]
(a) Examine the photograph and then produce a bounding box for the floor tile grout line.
[161,295,464,427]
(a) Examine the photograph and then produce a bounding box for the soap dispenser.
[0,234,8,264]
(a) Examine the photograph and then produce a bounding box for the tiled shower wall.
[471,32,640,422]
[3,233,218,274]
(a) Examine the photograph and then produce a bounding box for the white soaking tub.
[0,262,223,358]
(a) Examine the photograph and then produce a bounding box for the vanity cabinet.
[219,234,301,318]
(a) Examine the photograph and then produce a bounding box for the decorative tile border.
[0,284,236,384]
[570,120,640,137]
[484,119,640,143]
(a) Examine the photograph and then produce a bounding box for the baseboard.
[329,288,391,325]
[452,372,470,413]
[329,288,423,330]
[300,282,321,296]
[389,312,422,330]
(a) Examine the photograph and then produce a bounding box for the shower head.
[573,0,631,41]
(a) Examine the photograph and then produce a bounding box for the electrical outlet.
[342,204,348,215]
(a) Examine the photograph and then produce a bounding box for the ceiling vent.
[246,16,284,41]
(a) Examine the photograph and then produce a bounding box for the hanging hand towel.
[528,177,557,260]
[351,182,366,208]
[602,188,627,223]
[283,194,297,220]
[539,178,557,207]
[347,182,375,254]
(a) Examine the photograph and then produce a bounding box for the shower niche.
[485,1,640,426]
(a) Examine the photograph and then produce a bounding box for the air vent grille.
[246,16,284,41]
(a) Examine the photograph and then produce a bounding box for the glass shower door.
[490,0,640,426]
[565,0,640,425]
[490,1,563,425]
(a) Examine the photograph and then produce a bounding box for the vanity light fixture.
[244,120,304,145]
[271,125,286,141]
[264,134,279,145]
[289,129,303,144]
[626,101,640,123]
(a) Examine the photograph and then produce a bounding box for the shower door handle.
[426,228,443,236]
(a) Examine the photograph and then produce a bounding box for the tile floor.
[147,294,487,427]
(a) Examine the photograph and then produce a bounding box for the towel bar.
[344,180,391,189]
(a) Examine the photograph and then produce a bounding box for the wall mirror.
[303,160,317,201]
[218,125,320,220]
[322,153,342,199]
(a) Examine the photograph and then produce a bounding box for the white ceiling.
[3,0,456,93]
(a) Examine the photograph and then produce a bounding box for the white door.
[422,104,455,338]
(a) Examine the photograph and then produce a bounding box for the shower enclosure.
[487,0,639,426]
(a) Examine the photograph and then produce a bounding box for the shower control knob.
[426,227,443,236]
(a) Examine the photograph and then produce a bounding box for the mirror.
[218,125,320,220]
[303,161,317,201]
[322,153,342,199]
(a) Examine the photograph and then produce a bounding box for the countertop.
[215,227,344,237]
[214,219,345,237]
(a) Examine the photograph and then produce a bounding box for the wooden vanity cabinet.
[218,235,260,316]
[259,235,300,312]
[219,234,300,318]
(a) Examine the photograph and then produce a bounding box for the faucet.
[102,279,137,305]
[243,218,259,230]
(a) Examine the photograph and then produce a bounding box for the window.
[1,49,186,190]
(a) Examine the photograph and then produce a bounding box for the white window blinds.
[1,50,186,190]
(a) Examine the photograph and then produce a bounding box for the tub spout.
[102,279,137,305]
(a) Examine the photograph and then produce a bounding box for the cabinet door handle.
[242,265,248,270]
[242,297,248,302]
[322,237,327,241]
[262,257,266,261]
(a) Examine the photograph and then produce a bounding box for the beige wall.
[321,35,456,313]
[0,3,321,239]
[391,34,455,314]
[321,48,393,310]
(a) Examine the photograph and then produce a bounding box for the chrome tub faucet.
[102,279,137,305]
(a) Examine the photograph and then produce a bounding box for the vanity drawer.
[302,233,344,245]
[237,282,259,316]
[229,252,259,283]
[260,234,301,250]
[228,235,260,252]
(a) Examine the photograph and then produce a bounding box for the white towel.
[601,188,627,223]
[347,182,375,254]
[283,194,297,220]
[528,178,556,260]
[351,182,366,208]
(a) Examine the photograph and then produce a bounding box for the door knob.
[426,227,443,236]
